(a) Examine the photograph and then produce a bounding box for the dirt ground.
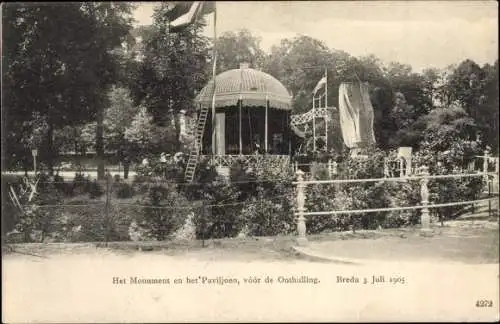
[3,220,499,322]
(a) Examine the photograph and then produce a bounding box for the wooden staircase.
[184,106,210,182]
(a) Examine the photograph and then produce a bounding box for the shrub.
[53,173,77,197]
[182,157,220,201]
[1,174,24,235]
[240,190,295,236]
[115,182,135,199]
[232,158,296,237]
[108,203,140,241]
[57,202,106,242]
[340,147,386,179]
[72,172,90,196]
[132,174,150,194]
[414,135,484,220]
[45,200,138,243]
[303,149,423,233]
[305,183,349,233]
[310,162,330,180]
[180,158,248,239]
[87,179,104,199]
[382,180,421,227]
[200,179,245,239]
[134,182,190,241]
[16,174,65,242]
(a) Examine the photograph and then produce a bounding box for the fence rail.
[293,171,499,185]
[299,197,498,216]
[293,161,499,245]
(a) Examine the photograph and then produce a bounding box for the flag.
[169,1,216,32]
[313,74,327,95]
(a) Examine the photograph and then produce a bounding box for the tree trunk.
[174,113,181,152]
[47,122,55,175]
[96,106,105,180]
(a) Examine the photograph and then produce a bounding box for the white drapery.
[338,82,376,148]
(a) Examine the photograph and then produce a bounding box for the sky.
[133,1,498,72]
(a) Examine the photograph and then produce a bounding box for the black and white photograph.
[2,1,499,322]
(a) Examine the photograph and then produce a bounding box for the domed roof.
[195,66,292,110]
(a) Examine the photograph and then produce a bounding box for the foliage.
[114,181,135,199]
[2,174,25,235]
[231,158,296,237]
[103,86,139,152]
[413,105,481,171]
[240,193,295,237]
[135,182,190,241]
[123,106,177,158]
[71,172,91,196]
[340,147,386,179]
[383,180,421,227]
[304,150,422,233]
[87,180,105,199]
[5,173,65,242]
[217,29,266,72]
[440,59,499,153]
[2,3,134,172]
[130,3,211,151]
[182,159,245,239]
[262,35,338,114]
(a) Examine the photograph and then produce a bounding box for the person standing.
[160,152,168,179]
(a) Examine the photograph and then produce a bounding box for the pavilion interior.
[200,105,292,156]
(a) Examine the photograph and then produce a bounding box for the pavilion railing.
[200,154,291,170]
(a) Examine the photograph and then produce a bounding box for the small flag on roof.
[169,1,216,32]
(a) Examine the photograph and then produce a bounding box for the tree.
[416,105,479,159]
[441,59,499,152]
[2,3,134,175]
[103,86,139,152]
[263,35,334,114]
[130,3,211,152]
[124,106,158,150]
[80,3,135,179]
[479,60,499,152]
[124,106,176,159]
[384,61,433,117]
[216,29,266,72]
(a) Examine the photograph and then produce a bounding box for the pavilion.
[194,63,303,169]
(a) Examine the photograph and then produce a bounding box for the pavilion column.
[288,110,292,156]
[265,97,269,153]
[239,98,243,155]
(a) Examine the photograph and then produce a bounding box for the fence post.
[383,158,389,178]
[483,148,490,185]
[201,201,207,248]
[295,170,308,245]
[493,157,499,194]
[104,170,111,247]
[420,165,431,230]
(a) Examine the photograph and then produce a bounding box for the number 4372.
[476,300,493,307]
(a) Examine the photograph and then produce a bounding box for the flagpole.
[211,2,217,157]
[324,68,328,109]
[325,67,328,151]
[313,88,316,152]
